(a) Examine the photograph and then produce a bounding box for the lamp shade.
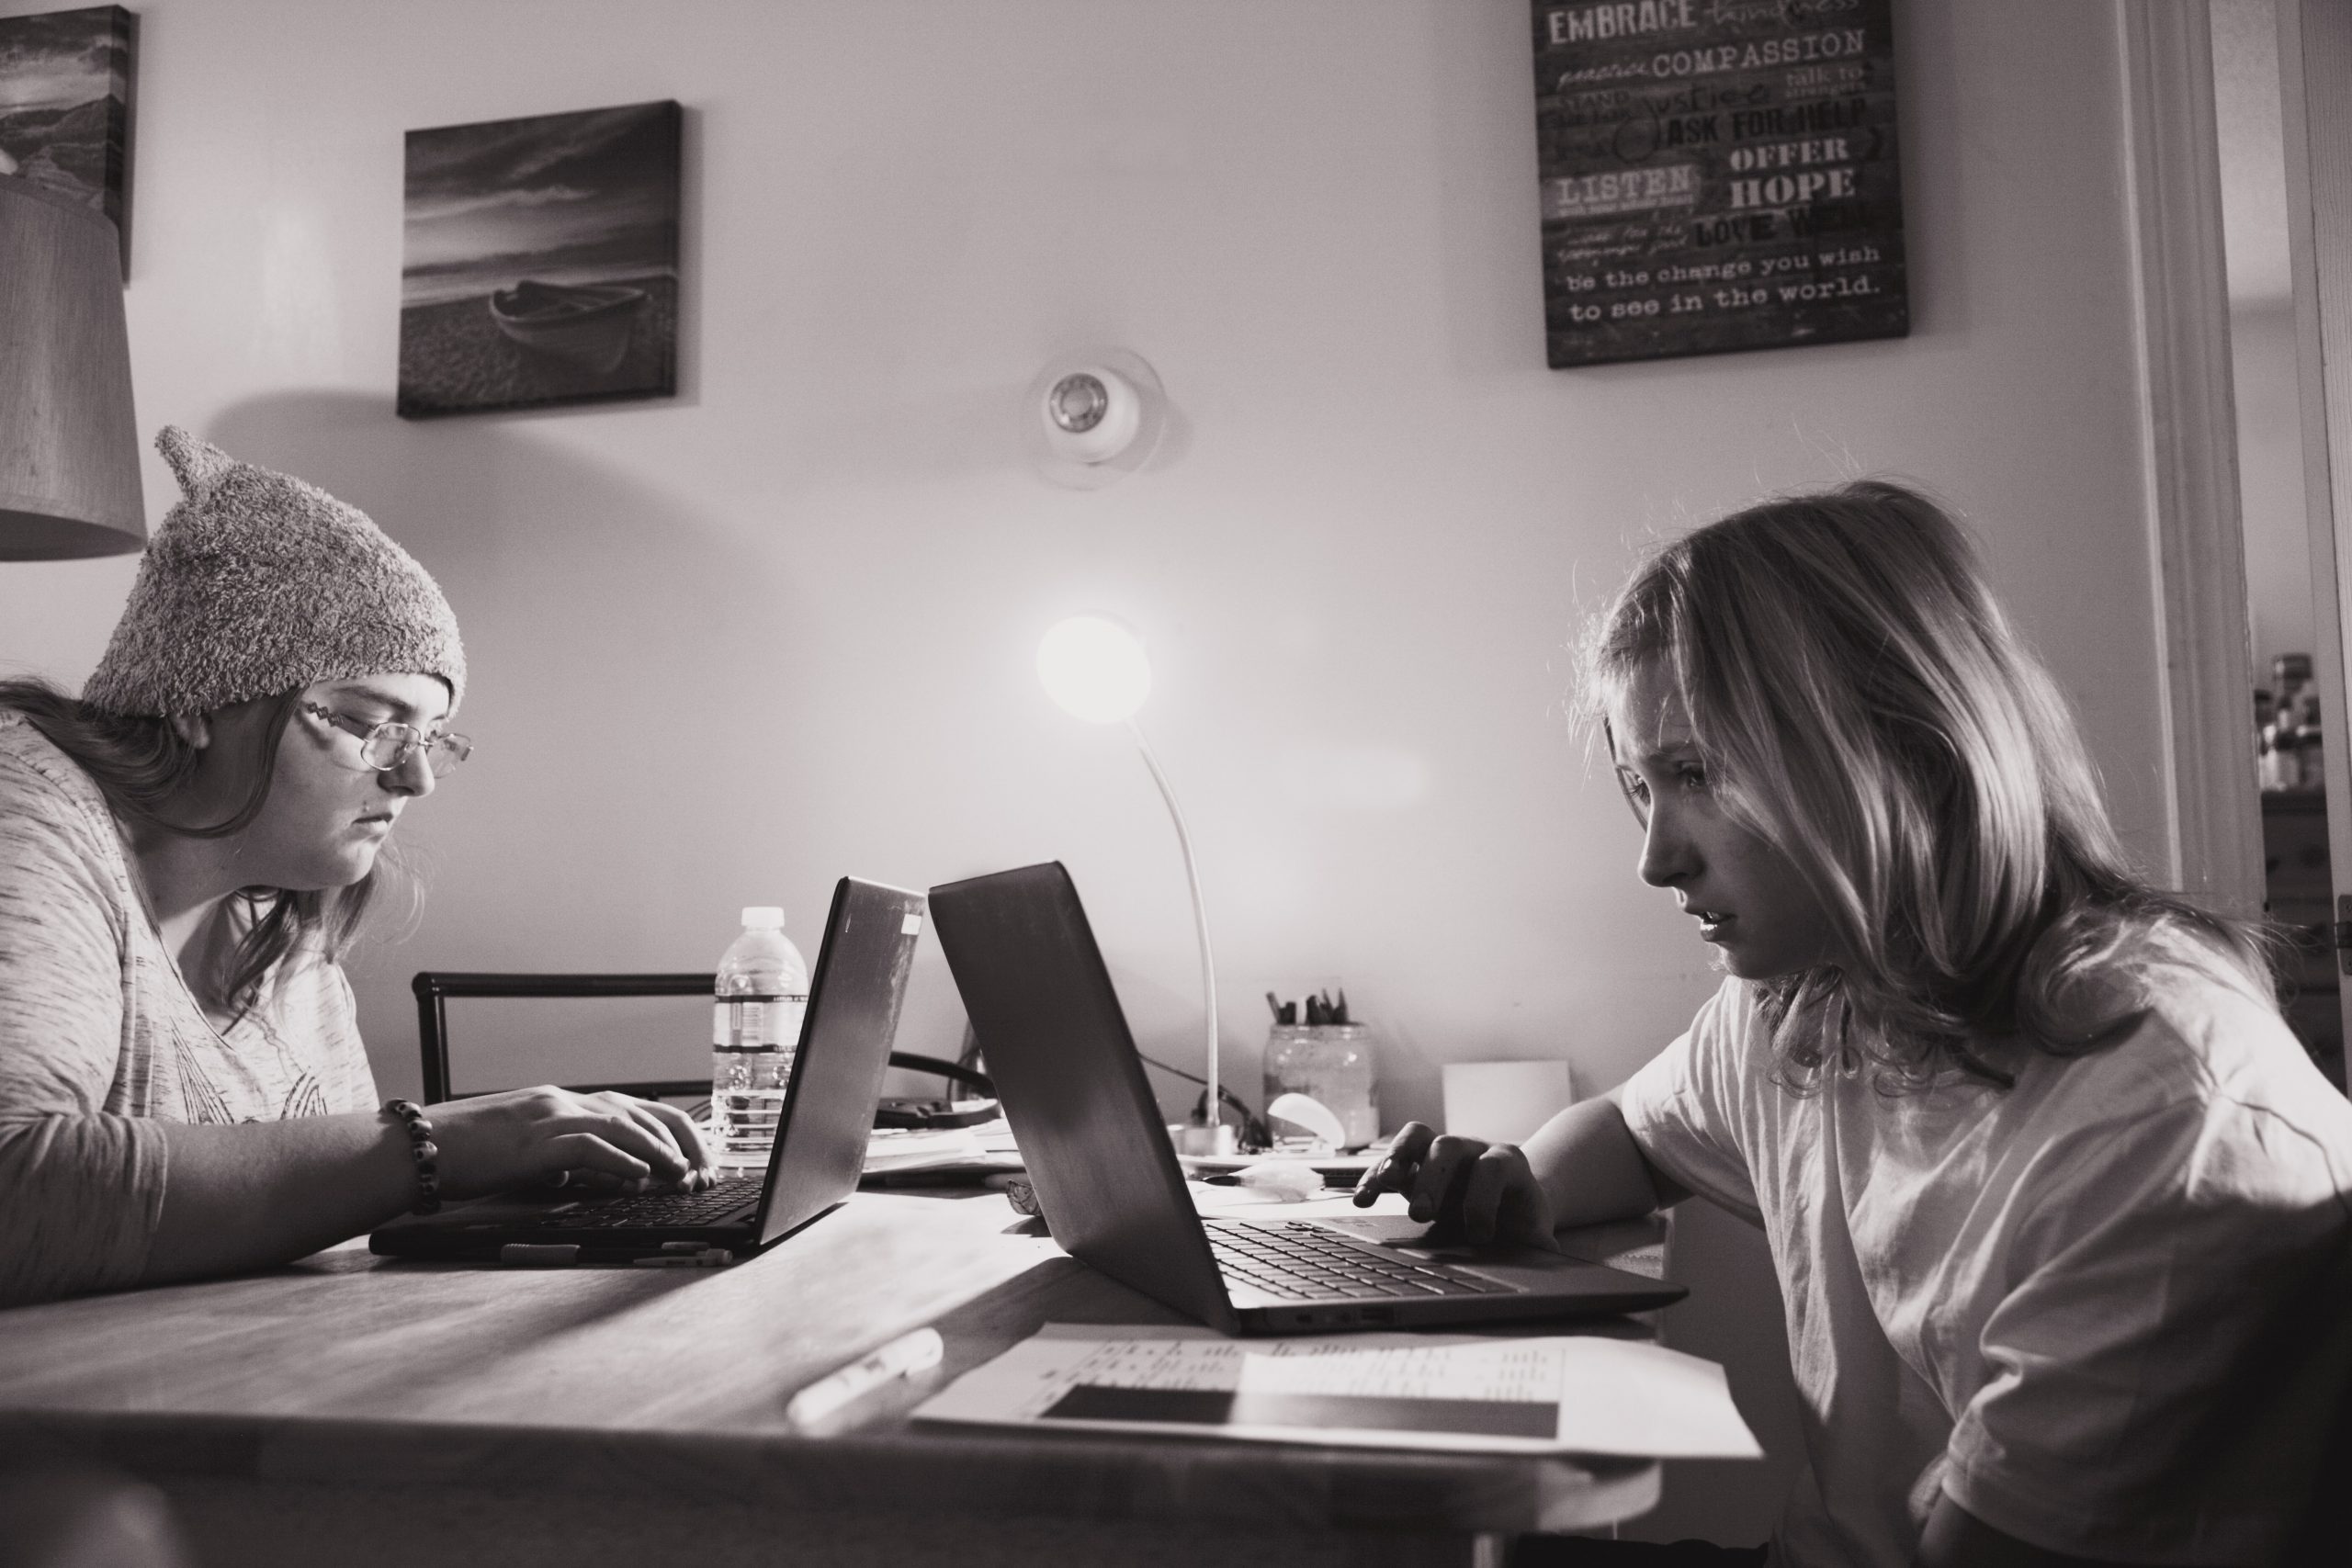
[0,174,143,559]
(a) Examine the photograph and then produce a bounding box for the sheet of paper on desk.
[863,1119,1021,1176]
[914,1324,1760,1459]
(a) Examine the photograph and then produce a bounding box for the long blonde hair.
[1584,480,2274,1089]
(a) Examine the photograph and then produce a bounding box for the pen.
[786,1327,945,1428]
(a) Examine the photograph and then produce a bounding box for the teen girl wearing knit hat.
[0,429,709,1307]
[1360,482,2352,1567]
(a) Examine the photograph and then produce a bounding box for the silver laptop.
[927,862,1684,1333]
[371,877,924,1265]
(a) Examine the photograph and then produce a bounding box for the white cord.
[1128,717,1217,1140]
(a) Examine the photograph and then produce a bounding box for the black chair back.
[411,970,992,1112]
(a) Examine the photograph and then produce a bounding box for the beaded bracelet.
[383,1099,442,1215]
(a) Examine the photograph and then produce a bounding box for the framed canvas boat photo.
[0,5,137,275]
[399,99,681,419]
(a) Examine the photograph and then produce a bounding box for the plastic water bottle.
[711,906,809,1173]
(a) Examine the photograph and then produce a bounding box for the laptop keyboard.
[536,1177,762,1228]
[1206,1221,1517,1302]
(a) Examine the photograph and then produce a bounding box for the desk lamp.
[1036,615,1232,1155]
[0,174,144,558]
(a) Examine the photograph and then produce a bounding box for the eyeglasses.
[300,702,473,777]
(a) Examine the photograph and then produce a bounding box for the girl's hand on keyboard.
[1351,1122,1557,1249]
[425,1087,716,1199]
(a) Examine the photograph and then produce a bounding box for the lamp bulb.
[1037,615,1152,724]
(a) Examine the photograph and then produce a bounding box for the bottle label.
[713,995,808,1050]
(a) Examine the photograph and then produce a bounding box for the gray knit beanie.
[82,428,466,717]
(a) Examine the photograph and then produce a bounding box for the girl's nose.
[1638,805,1695,887]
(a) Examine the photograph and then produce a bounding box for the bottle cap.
[741,906,785,929]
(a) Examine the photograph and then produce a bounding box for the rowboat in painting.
[486,279,646,373]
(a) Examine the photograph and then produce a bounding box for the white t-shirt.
[1618,939,2352,1566]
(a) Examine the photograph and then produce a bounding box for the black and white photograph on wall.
[398,99,681,419]
[1530,0,1907,367]
[0,4,136,274]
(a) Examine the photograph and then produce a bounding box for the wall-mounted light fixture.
[0,173,143,559]
[1036,615,1231,1154]
[1025,349,1165,490]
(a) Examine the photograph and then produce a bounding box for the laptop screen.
[752,876,928,1247]
[928,862,1238,1332]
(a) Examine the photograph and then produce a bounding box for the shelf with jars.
[2256,652,2326,794]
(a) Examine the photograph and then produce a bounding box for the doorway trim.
[2118,0,2264,912]
[2276,0,2352,1059]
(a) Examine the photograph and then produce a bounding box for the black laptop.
[927,862,1685,1333]
[371,876,926,1265]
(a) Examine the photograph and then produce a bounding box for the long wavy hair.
[1581,479,2276,1091]
[0,677,383,1021]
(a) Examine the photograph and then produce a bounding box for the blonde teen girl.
[1361,481,2352,1567]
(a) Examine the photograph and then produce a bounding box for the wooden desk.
[0,1191,1661,1567]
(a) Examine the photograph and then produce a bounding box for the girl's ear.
[168,713,212,750]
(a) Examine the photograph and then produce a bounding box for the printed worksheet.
[914,1325,1760,1457]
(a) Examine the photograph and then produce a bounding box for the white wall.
[1,1,2170,1540]
[2236,299,2316,682]
[1,0,2170,1109]
[2212,0,2313,690]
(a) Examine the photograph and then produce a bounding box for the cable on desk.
[1136,1050,1271,1150]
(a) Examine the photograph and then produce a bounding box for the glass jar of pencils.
[1262,1007,1378,1151]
